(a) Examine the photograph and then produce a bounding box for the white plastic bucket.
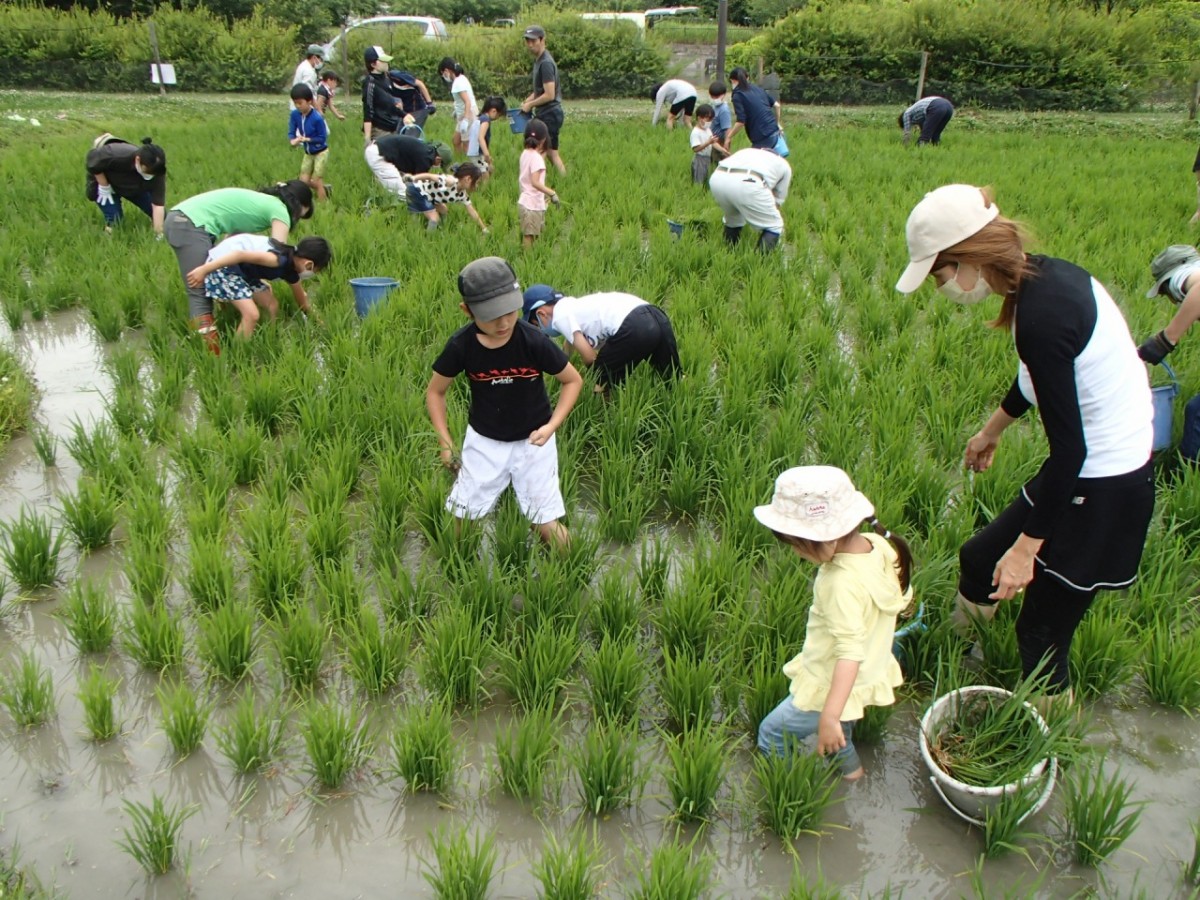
[919,685,1056,826]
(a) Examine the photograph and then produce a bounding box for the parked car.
[493,18,516,27]
[321,15,449,59]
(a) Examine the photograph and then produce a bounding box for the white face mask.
[135,162,155,181]
[298,269,315,281]
[938,264,993,305]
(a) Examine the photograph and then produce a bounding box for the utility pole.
[716,0,728,83]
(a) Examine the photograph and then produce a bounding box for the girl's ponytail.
[258,179,314,227]
[868,518,912,591]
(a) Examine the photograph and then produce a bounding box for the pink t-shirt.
[518,148,547,211]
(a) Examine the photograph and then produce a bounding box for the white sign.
[150,64,177,85]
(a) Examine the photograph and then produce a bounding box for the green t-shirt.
[172,188,290,238]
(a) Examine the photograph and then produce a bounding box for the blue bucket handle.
[1159,360,1180,390]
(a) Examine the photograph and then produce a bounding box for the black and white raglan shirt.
[1000,256,1153,539]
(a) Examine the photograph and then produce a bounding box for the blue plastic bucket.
[508,109,531,134]
[667,219,684,239]
[1151,362,1180,452]
[349,277,399,318]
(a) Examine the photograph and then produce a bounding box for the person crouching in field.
[185,235,328,338]
[425,256,582,550]
[898,96,954,146]
[289,84,330,202]
[85,134,168,235]
[404,164,489,233]
[522,284,680,395]
[518,119,558,248]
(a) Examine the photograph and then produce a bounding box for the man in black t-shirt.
[364,134,453,198]
[520,25,566,174]
[426,256,583,549]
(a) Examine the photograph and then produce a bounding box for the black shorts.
[534,105,564,151]
[594,305,680,386]
[670,96,697,117]
[958,459,1154,603]
[1192,145,1200,173]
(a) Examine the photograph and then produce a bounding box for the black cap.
[523,25,545,39]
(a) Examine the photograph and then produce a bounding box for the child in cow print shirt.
[404,163,489,233]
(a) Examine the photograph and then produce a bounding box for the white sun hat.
[895,184,999,294]
[753,466,874,542]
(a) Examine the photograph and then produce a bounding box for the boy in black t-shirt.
[426,256,582,548]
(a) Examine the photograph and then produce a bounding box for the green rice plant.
[491,492,534,575]
[981,778,1043,860]
[496,621,580,713]
[273,601,328,692]
[971,601,1024,690]
[588,567,641,644]
[447,567,512,638]
[378,559,442,623]
[493,704,559,804]
[214,690,284,775]
[853,703,895,746]
[242,496,305,617]
[196,601,258,683]
[519,564,585,635]
[342,611,409,697]
[781,864,845,899]
[30,426,56,467]
[1184,817,1200,886]
[1,651,56,727]
[663,724,729,823]
[367,453,412,560]
[182,475,230,540]
[626,841,712,900]
[738,642,791,740]
[419,604,492,709]
[654,582,717,660]
[304,502,351,570]
[243,371,293,436]
[1067,604,1142,700]
[1142,616,1200,711]
[315,560,366,627]
[390,699,457,794]
[89,294,124,342]
[584,634,646,726]
[301,698,371,790]
[123,532,171,606]
[421,825,497,900]
[157,678,210,757]
[531,829,606,900]
[65,419,120,484]
[59,477,118,551]
[596,447,652,543]
[123,601,185,671]
[753,744,841,839]
[172,424,221,488]
[657,648,717,734]
[574,721,643,815]
[1,506,64,590]
[117,794,195,874]
[58,579,117,654]
[637,537,671,605]
[1060,753,1143,867]
[108,381,145,437]
[76,664,120,742]
[223,418,267,486]
[184,532,236,612]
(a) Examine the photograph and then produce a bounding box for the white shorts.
[709,169,785,233]
[364,142,405,197]
[456,118,472,140]
[446,426,566,525]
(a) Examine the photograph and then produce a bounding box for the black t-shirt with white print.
[432,319,569,442]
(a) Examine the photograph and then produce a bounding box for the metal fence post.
[916,50,928,101]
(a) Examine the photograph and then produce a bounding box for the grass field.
[0,90,1199,896]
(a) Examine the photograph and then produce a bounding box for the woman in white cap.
[362,45,403,143]
[754,466,912,781]
[896,184,1155,699]
[1140,243,1200,460]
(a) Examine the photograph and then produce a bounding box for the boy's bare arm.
[425,373,459,469]
[570,332,596,365]
[530,362,582,445]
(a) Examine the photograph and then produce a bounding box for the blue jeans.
[1183,392,1200,461]
[405,183,434,213]
[757,695,861,775]
[97,190,154,225]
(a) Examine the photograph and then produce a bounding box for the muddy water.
[1,312,1198,898]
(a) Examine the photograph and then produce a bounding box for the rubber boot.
[191,314,220,356]
[723,225,742,245]
[758,230,781,252]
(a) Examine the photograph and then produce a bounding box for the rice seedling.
[76,665,120,742]
[123,601,185,671]
[419,604,492,708]
[663,723,729,823]
[447,568,512,638]
[654,582,717,660]
[421,825,497,900]
[1068,604,1142,700]
[89,294,124,342]
[971,601,1024,690]
[342,611,409,697]
[123,532,171,606]
[182,476,230,540]
[65,419,120,484]
[1184,817,1200,886]
[981,778,1043,860]
[389,699,457,794]
[738,642,791,740]
[574,721,643,815]
[58,579,117,654]
[531,829,606,900]
[157,679,211,757]
[584,634,646,726]
[637,537,671,605]
[493,704,559,804]
[243,370,293,435]
[753,741,841,840]
[242,497,305,617]
[196,601,258,683]
[587,567,641,644]
[30,426,56,467]
[496,621,580,713]
[658,648,717,734]
[117,794,195,874]
[315,560,366,627]
[273,601,328,692]
[301,698,371,790]
[108,381,146,437]
[1,506,64,590]
[184,532,236,612]
[853,703,895,746]
[214,690,284,775]
[1142,616,1200,711]
[1,651,56,727]
[1060,752,1143,867]
[222,418,267,486]
[519,562,585,634]
[304,502,351,570]
[596,447,652,543]
[59,477,118,551]
[626,841,713,900]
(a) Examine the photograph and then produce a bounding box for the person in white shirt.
[522,285,680,394]
[439,57,479,156]
[650,79,698,130]
[709,146,792,251]
[291,44,324,109]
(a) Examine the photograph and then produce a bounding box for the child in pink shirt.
[518,119,558,248]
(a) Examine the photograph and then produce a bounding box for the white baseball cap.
[753,466,874,543]
[895,184,999,294]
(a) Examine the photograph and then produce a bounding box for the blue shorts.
[405,183,435,213]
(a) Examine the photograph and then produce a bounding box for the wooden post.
[1190,80,1199,121]
[148,21,167,96]
[340,23,348,76]
[757,56,764,82]
[715,0,727,83]
[916,50,928,102]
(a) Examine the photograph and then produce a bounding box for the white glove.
[96,184,115,206]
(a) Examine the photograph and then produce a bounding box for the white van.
[579,7,700,34]
[322,15,449,58]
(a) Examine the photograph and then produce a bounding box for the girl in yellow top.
[754,466,913,781]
